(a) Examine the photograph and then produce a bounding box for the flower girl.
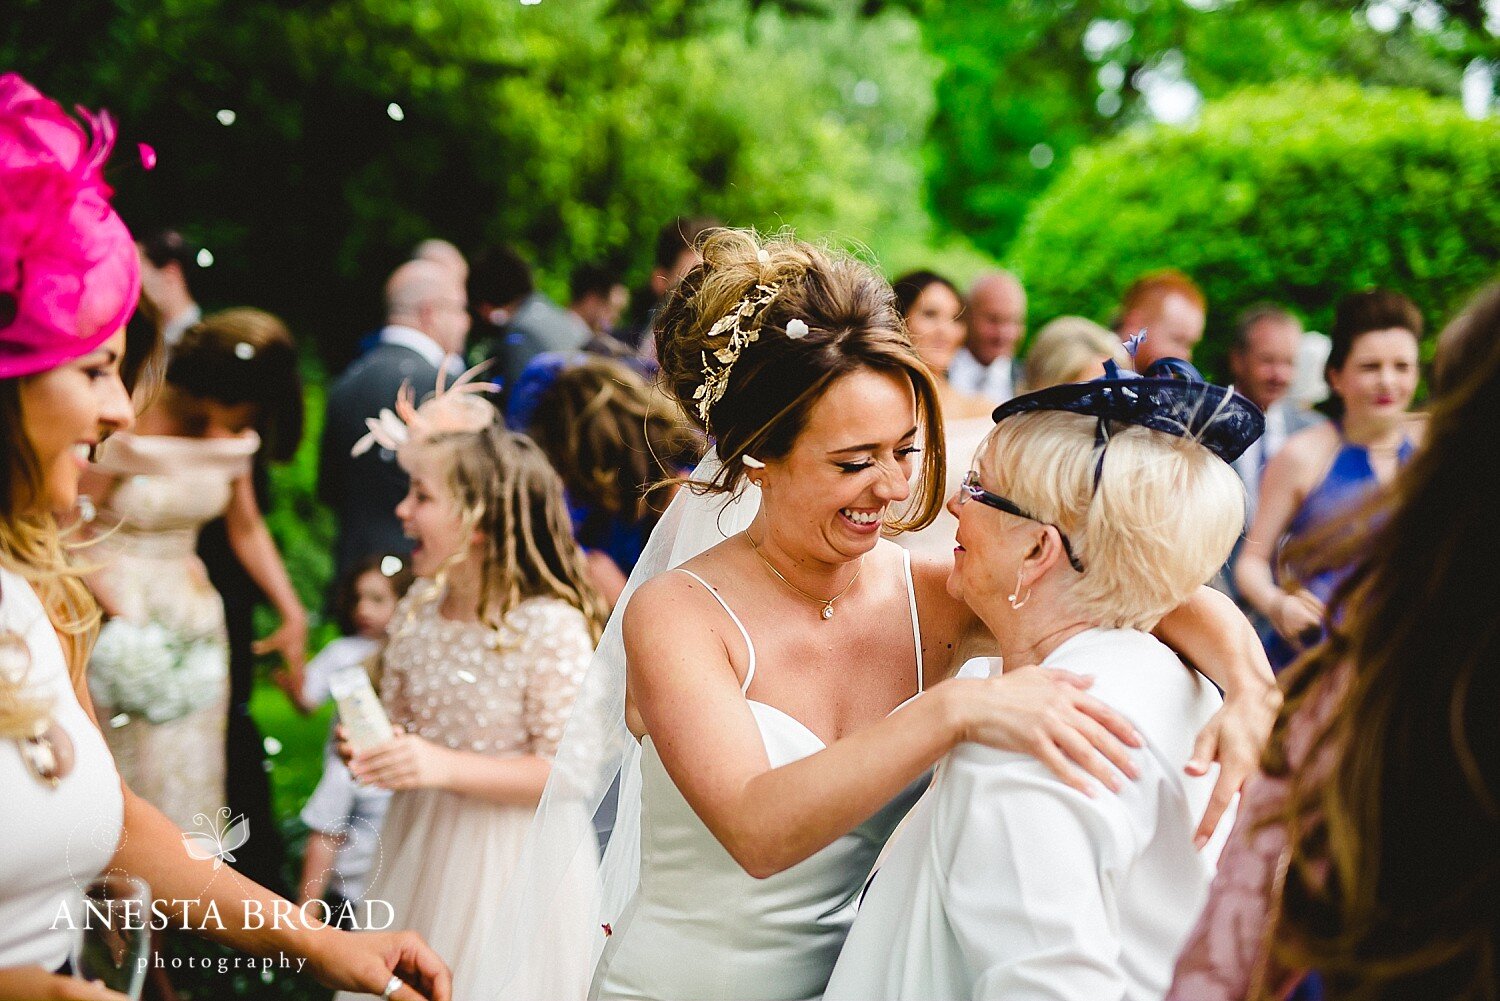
[335,379,605,999]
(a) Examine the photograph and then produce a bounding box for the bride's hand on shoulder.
[1184,677,1282,849]
[942,665,1143,797]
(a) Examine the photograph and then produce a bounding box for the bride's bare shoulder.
[624,549,739,638]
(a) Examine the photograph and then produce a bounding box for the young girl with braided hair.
[337,391,605,1000]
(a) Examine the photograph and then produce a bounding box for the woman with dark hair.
[80,308,309,829]
[0,73,447,1001]
[890,270,991,420]
[1234,289,1423,669]
[170,307,306,895]
[1171,281,1500,1000]
[890,271,994,558]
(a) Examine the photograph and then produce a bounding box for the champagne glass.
[72,874,150,1000]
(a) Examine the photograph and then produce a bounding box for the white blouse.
[0,565,124,972]
[826,628,1233,1001]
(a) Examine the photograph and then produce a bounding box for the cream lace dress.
[337,580,594,1000]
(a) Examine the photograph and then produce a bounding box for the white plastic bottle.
[329,664,394,754]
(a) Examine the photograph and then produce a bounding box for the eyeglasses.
[959,471,1087,573]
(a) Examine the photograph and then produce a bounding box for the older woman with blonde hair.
[828,359,1262,1000]
[1023,314,1130,392]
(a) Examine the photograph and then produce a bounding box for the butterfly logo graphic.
[182,807,250,869]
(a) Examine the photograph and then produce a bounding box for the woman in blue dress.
[1236,289,1425,672]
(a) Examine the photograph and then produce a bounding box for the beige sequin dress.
[85,431,258,830]
[338,581,594,1000]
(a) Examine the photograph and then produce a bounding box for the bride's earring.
[1008,568,1031,610]
[742,455,767,490]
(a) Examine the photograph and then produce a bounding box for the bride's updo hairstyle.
[655,229,947,533]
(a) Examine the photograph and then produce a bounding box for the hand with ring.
[300,926,450,1000]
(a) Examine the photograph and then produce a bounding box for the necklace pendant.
[821,604,834,620]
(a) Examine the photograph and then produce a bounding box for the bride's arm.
[1153,585,1280,847]
[626,573,1141,879]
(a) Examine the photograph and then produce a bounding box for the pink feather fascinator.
[351,360,499,457]
[0,73,141,378]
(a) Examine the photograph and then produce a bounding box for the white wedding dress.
[589,556,930,1001]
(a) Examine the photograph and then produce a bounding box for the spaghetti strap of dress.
[900,549,924,694]
[675,568,758,694]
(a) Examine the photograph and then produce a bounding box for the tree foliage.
[1008,79,1500,377]
[2,0,944,362]
[918,0,1496,258]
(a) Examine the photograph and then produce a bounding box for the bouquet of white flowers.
[89,617,225,724]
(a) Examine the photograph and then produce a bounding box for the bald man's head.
[966,271,1026,365]
[412,238,468,284]
[385,259,471,355]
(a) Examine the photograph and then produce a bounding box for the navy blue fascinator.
[993,357,1265,467]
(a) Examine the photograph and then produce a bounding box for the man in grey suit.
[1216,303,1324,613]
[949,271,1027,404]
[467,245,588,392]
[319,259,471,584]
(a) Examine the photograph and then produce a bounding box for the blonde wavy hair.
[400,423,608,642]
[1023,316,1129,393]
[523,356,703,541]
[0,319,162,738]
[0,388,97,738]
[653,228,948,534]
[981,410,1244,631]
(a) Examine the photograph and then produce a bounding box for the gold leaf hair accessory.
[351,359,498,457]
[692,282,781,428]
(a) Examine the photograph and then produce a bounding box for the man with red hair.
[1114,269,1206,369]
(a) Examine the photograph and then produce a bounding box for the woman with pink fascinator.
[0,74,449,1001]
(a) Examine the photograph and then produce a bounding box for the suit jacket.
[319,340,440,583]
[474,293,590,391]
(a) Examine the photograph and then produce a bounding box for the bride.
[489,230,1277,1001]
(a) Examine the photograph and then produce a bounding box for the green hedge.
[1008,80,1500,377]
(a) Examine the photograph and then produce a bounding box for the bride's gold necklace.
[746,532,862,621]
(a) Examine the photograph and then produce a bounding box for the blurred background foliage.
[6,0,1494,366]
[1011,79,1500,376]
